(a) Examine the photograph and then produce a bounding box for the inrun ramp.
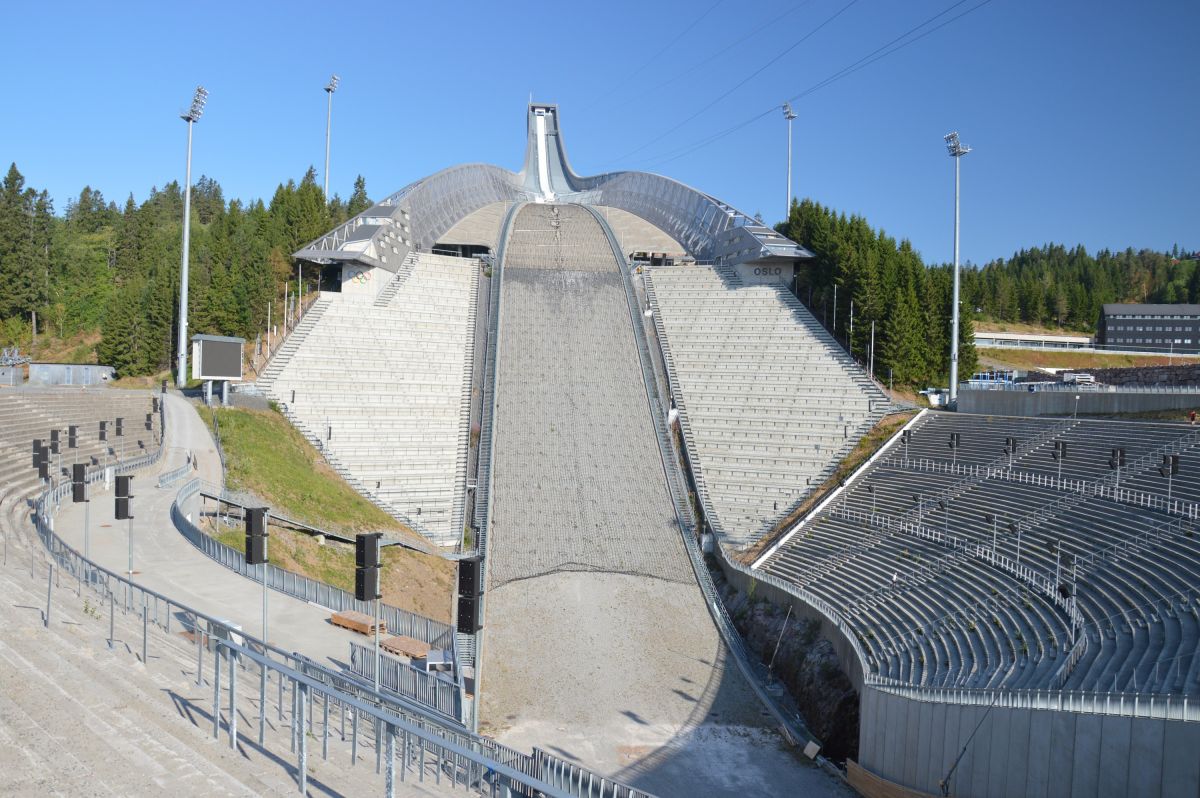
[480,204,843,797]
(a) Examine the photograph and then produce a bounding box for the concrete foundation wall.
[959,388,1200,417]
[28,363,114,386]
[0,366,19,386]
[859,687,1200,798]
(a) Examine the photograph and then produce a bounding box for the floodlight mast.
[783,102,797,221]
[944,131,971,408]
[176,86,208,388]
[324,75,339,201]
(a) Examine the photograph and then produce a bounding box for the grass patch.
[207,516,452,622]
[974,319,1091,335]
[980,348,1196,372]
[204,406,413,535]
[738,410,918,563]
[201,405,454,622]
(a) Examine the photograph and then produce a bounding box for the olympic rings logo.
[352,270,373,284]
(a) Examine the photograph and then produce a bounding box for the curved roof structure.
[294,104,810,268]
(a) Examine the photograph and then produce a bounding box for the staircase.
[255,295,333,394]
[373,252,418,307]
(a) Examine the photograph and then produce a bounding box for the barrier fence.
[24,398,654,796]
[349,640,461,721]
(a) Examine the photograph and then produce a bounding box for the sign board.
[191,334,244,381]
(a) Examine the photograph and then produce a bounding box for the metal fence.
[27,417,655,796]
[173,478,455,649]
[349,641,461,720]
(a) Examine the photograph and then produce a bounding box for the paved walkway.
[49,392,367,669]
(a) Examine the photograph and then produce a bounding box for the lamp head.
[944,131,970,158]
[326,74,340,93]
[182,86,208,123]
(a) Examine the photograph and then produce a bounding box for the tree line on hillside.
[0,163,370,376]
[781,198,978,388]
[962,245,1199,331]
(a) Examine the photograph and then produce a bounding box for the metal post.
[322,692,329,760]
[352,706,359,764]
[229,648,238,749]
[142,597,148,663]
[298,684,308,796]
[259,664,267,745]
[262,562,269,647]
[385,724,396,798]
[212,646,222,739]
[783,102,796,220]
[44,564,52,627]
[940,132,969,405]
[176,119,195,388]
[127,516,133,580]
[870,321,876,378]
[109,591,115,649]
[833,284,838,335]
[83,497,90,565]
[374,596,381,694]
[197,619,204,685]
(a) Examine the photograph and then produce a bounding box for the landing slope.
[481,204,846,797]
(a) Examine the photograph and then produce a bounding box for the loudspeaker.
[116,475,133,499]
[355,533,381,569]
[115,417,123,437]
[32,439,41,468]
[37,460,49,480]
[115,497,132,520]
[50,430,60,454]
[355,567,379,602]
[458,556,482,597]
[152,397,159,413]
[245,507,268,537]
[246,533,268,566]
[456,594,481,634]
[145,413,153,431]
[98,420,107,441]
[72,481,86,503]
[68,425,78,448]
[72,463,85,484]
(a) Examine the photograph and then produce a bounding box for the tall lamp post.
[783,102,797,221]
[944,131,971,408]
[323,75,340,201]
[176,86,209,388]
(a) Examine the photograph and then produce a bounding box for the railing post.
[297,683,308,796]
[229,649,238,749]
[44,563,53,627]
[212,645,222,739]
[259,663,268,746]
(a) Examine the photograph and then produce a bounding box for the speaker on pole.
[245,507,269,565]
[458,556,482,597]
[354,533,382,601]
[115,417,123,437]
[68,425,78,449]
[115,475,133,520]
[50,429,60,455]
[98,420,107,441]
[457,594,481,634]
[72,463,86,503]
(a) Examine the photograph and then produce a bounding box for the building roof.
[1101,303,1200,316]
[191,334,245,344]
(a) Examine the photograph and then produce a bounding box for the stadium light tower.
[783,102,797,221]
[944,131,970,407]
[323,74,340,200]
[176,86,208,388]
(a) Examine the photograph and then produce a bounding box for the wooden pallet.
[380,635,431,661]
[330,610,386,636]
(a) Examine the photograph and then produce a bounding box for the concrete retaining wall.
[959,388,1200,417]
[859,687,1200,798]
[28,363,114,386]
[0,366,19,386]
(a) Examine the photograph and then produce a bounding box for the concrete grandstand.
[2,102,1197,798]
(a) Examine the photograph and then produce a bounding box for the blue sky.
[1,0,1196,265]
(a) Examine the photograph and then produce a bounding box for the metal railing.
[26,405,655,796]
[173,478,455,650]
[349,641,461,720]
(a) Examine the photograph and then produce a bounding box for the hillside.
[202,404,454,622]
